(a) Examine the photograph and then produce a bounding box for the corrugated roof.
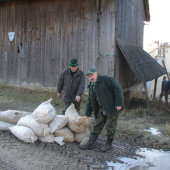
[116,38,167,83]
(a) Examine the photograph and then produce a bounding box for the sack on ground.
[75,128,90,143]
[9,126,38,143]
[65,104,91,133]
[39,134,54,143]
[49,115,68,133]
[0,110,31,124]
[32,98,56,124]
[0,121,15,131]
[17,115,50,137]
[54,127,74,143]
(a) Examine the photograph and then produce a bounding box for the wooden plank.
[152,78,158,101]
[53,0,61,86]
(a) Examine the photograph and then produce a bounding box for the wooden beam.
[143,82,149,104]
[152,78,158,101]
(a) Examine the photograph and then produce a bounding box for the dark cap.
[86,68,97,76]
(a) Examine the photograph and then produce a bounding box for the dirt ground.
[0,84,170,170]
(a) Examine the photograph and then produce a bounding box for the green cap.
[86,68,97,75]
[69,58,79,66]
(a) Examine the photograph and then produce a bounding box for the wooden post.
[152,78,158,101]
[143,82,149,106]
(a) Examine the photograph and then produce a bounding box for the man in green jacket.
[57,58,86,115]
[79,68,124,152]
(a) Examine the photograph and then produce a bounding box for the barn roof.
[116,38,167,83]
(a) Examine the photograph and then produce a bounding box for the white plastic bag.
[0,110,31,124]
[54,127,74,143]
[39,134,54,143]
[49,115,68,133]
[80,137,89,145]
[9,126,38,143]
[54,137,65,145]
[32,98,56,124]
[65,104,91,133]
[17,115,50,137]
[0,121,15,130]
[75,128,90,143]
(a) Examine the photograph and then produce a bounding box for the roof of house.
[116,38,167,82]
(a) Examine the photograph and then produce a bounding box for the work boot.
[100,138,114,152]
[79,134,98,149]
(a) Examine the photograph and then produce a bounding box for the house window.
[165,49,168,54]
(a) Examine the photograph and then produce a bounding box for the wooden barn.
[0,0,152,94]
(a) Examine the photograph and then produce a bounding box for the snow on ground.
[107,147,170,170]
[143,127,161,135]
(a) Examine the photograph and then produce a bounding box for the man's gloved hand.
[75,96,81,102]
[84,116,91,122]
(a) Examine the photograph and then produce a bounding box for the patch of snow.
[107,147,170,170]
[143,127,161,135]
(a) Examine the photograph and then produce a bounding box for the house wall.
[0,0,116,89]
[115,0,146,89]
[149,49,158,58]
[165,47,170,72]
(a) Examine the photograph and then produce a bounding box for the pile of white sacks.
[0,99,91,145]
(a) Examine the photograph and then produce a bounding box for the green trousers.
[62,101,80,115]
[92,112,118,138]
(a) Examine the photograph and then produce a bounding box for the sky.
[143,0,170,50]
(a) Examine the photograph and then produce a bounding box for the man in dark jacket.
[160,76,168,102]
[164,79,170,105]
[79,68,124,152]
[57,58,86,115]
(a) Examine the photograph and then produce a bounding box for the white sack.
[32,98,56,124]
[65,104,91,133]
[54,127,74,143]
[9,126,38,143]
[54,137,65,145]
[0,121,15,130]
[39,134,54,143]
[49,115,68,133]
[75,128,90,143]
[0,110,31,124]
[17,115,50,137]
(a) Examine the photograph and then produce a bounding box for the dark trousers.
[62,101,80,115]
[92,112,118,138]
[160,90,169,103]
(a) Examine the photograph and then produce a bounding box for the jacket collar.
[68,67,80,76]
[95,73,101,83]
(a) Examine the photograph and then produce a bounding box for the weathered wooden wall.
[0,0,116,88]
[115,0,145,88]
